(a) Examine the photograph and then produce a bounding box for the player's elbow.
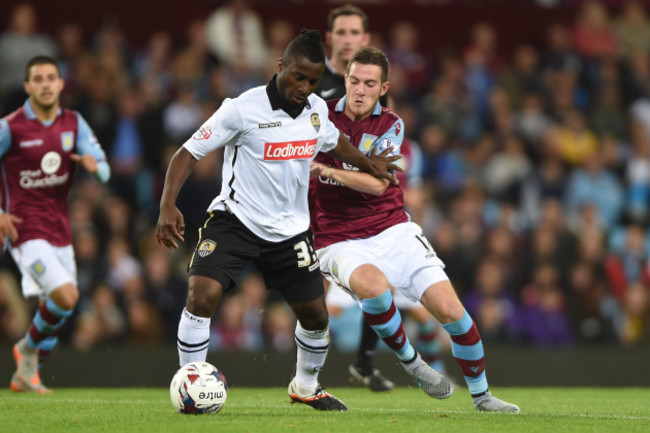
[367,180,390,196]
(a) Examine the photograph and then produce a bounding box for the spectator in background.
[567,260,617,343]
[206,0,267,92]
[386,21,430,96]
[134,31,173,95]
[462,257,520,344]
[263,302,296,351]
[541,23,582,77]
[500,44,544,111]
[482,135,532,206]
[588,84,627,140]
[0,3,58,115]
[565,151,625,233]
[614,281,650,346]
[519,263,574,346]
[72,283,126,350]
[514,92,554,153]
[614,1,650,60]
[571,1,619,91]
[556,109,599,166]
[56,23,90,109]
[624,120,650,223]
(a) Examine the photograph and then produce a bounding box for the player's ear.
[325,31,332,47]
[278,58,284,73]
[380,80,390,96]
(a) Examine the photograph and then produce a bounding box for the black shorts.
[188,210,324,304]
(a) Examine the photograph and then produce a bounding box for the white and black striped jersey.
[183,77,339,242]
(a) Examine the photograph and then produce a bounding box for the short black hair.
[25,55,61,81]
[327,4,368,32]
[347,47,390,83]
[283,29,325,66]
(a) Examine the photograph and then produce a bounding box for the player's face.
[344,62,389,121]
[327,15,370,64]
[24,64,64,110]
[277,56,324,109]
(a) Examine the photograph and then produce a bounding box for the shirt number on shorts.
[294,238,317,267]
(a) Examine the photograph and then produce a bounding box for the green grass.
[0,387,648,433]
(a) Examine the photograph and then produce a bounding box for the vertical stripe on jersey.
[228,146,239,201]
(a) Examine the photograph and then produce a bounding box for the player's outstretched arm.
[327,132,402,184]
[310,161,388,195]
[157,147,197,249]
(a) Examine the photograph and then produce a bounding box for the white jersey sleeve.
[183,98,242,159]
[320,113,340,154]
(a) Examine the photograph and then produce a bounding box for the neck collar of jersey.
[266,74,311,119]
[23,98,61,121]
[334,96,382,116]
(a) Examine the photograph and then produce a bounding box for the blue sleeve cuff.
[95,161,111,183]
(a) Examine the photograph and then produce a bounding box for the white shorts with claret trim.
[10,239,77,297]
[318,222,449,305]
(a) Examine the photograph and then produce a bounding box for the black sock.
[355,318,380,372]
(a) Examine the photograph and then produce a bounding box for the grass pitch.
[0,387,648,433]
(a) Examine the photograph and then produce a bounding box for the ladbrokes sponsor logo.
[264,139,317,160]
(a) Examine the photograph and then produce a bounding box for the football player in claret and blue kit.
[0,55,110,393]
[309,47,520,413]
[156,29,400,412]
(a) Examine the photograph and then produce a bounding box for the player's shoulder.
[236,84,267,102]
[2,107,25,124]
[62,107,83,122]
[308,93,329,112]
[378,106,403,133]
[380,106,401,124]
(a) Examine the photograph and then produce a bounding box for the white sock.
[294,321,329,396]
[177,308,211,367]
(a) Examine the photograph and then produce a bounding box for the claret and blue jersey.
[310,97,408,250]
[0,99,109,247]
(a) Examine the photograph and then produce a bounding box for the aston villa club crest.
[197,239,217,257]
[310,113,320,132]
[61,132,74,152]
[360,133,378,154]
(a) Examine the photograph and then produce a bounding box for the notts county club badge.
[310,113,320,133]
[197,240,217,257]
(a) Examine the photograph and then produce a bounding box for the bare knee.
[349,264,390,299]
[186,276,223,317]
[49,283,79,311]
[420,280,465,324]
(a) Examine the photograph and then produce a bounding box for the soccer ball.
[170,362,228,414]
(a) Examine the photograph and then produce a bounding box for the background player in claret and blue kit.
[0,55,110,393]
[156,30,400,412]
[309,46,520,412]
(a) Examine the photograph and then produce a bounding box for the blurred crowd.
[1,0,650,353]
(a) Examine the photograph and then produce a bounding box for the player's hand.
[71,153,98,174]
[367,146,402,185]
[0,212,22,245]
[310,161,330,178]
[156,204,185,249]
